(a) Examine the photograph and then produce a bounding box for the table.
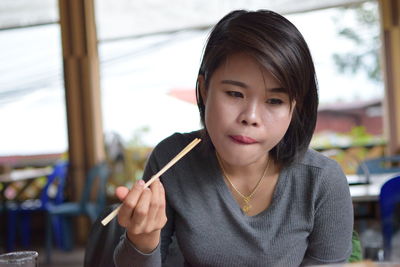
[347,172,399,202]
[0,167,53,183]
[312,261,400,266]
[0,167,53,202]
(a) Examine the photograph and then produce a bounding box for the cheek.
[264,108,293,124]
[204,99,218,129]
[204,97,230,123]
[263,108,293,136]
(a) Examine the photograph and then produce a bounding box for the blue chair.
[6,161,69,251]
[45,162,110,263]
[357,155,400,175]
[379,175,400,260]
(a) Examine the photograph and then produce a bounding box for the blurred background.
[0,0,387,183]
[1,0,399,266]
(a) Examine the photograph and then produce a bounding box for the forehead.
[211,53,281,89]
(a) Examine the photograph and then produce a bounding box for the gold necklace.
[216,153,270,214]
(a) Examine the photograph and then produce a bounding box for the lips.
[230,135,258,144]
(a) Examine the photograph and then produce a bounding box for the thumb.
[115,186,130,201]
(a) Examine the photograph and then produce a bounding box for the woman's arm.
[113,146,175,267]
[113,194,176,267]
[302,161,354,266]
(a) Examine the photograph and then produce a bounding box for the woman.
[114,9,353,266]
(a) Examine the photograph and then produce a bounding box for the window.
[0,0,67,156]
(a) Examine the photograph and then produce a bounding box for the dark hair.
[196,9,319,166]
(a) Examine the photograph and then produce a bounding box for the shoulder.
[149,130,204,166]
[297,149,340,169]
[144,130,214,192]
[154,130,202,154]
[290,149,348,192]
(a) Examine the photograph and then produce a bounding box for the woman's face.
[200,53,295,167]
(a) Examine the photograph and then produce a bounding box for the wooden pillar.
[58,0,105,240]
[379,0,400,154]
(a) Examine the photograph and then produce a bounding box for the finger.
[131,187,152,233]
[117,180,145,227]
[155,181,168,229]
[146,179,161,225]
[115,186,129,201]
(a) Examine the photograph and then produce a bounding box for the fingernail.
[137,180,145,186]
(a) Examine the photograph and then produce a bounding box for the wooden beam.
[58,0,105,200]
[379,0,400,154]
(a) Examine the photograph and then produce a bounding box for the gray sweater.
[114,131,353,267]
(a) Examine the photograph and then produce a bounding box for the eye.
[266,98,283,105]
[226,91,244,98]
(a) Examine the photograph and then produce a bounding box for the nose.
[238,101,260,127]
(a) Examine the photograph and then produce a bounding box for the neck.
[216,152,273,184]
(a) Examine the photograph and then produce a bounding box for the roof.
[318,98,382,112]
[168,89,197,105]
[0,0,370,37]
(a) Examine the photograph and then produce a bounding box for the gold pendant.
[242,197,252,214]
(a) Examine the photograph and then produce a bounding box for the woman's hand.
[116,179,167,253]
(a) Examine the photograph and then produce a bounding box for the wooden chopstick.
[101,138,201,226]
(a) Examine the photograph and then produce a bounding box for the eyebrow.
[269,87,288,93]
[221,80,248,88]
[221,79,287,93]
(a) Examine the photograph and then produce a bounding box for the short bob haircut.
[196,9,319,166]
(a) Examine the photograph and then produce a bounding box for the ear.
[198,75,208,105]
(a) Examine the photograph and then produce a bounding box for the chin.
[220,148,264,164]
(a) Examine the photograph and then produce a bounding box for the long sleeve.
[301,160,354,266]
[113,140,176,267]
[114,233,162,267]
[115,131,354,267]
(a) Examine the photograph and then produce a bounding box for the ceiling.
[1,0,372,39]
